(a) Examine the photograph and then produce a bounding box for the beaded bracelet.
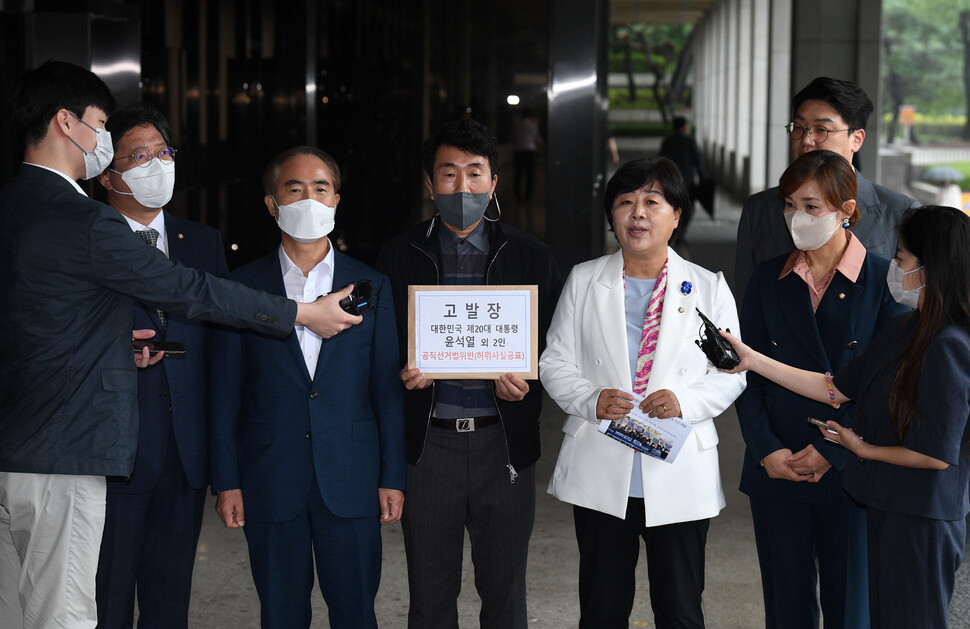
[824,372,840,409]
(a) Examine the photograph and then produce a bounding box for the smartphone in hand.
[132,340,186,356]
[807,417,839,443]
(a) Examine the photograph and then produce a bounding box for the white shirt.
[23,162,86,196]
[279,242,334,376]
[121,212,169,257]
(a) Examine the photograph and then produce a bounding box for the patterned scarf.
[629,260,668,395]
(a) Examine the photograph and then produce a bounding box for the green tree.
[608,23,692,124]
[882,0,968,139]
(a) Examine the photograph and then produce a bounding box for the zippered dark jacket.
[375,217,562,473]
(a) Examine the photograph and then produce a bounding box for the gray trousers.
[402,423,535,629]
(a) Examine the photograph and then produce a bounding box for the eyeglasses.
[115,147,177,168]
[785,123,852,143]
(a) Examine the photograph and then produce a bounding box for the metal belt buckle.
[456,418,475,432]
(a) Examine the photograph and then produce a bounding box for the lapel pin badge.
[681,281,692,295]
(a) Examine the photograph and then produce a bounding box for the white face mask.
[887,259,924,309]
[784,209,843,251]
[67,113,114,180]
[274,198,335,243]
[111,158,176,208]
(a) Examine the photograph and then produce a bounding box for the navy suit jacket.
[737,250,907,504]
[735,170,919,304]
[208,248,406,522]
[110,212,228,493]
[0,165,295,477]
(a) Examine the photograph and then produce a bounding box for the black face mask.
[434,192,491,230]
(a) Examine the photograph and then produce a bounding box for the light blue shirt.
[624,276,657,499]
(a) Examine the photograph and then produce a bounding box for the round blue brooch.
[681,281,692,295]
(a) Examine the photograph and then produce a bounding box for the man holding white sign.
[376,119,561,629]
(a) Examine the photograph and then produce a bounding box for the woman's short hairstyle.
[778,150,860,227]
[602,158,692,244]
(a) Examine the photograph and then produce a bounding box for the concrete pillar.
[546,0,609,272]
[736,0,753,197]
[790,0,883,180]
[766,0,792,188]
[695,14,711,154]
[716,2,729,178]
[856,0,884,182]
[725,0,739,188]
[748,0,770,192]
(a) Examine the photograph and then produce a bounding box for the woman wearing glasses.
[723,204,970,628]
[737,150,907,629]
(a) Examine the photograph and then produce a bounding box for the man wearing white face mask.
[0,62,360,629]
[208,146,406,629]
[94,103,225,629]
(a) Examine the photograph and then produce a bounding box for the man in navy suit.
[0,61,361,629]
[209,146,406,629]
[93,103,224,629]
[735,77,919,303]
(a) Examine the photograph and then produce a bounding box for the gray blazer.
[734,169,919,305]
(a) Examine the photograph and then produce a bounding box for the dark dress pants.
[243,473,382,629]
[867,507,965,629]
[96,424,206,629]
[573,499,709,629]
[748,496,869,629]
[402,423,535,629]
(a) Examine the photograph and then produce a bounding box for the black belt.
[429,416,500,432]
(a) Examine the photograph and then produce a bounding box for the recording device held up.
[694,308,740,369]
[335,280,375,316]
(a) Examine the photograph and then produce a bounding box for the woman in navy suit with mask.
[725,204,970,628]
[737,150,906,629]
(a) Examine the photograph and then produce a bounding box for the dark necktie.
[135,228,168,330]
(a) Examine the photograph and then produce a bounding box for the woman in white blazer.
[540,158,746,629]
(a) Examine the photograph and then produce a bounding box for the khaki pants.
[0,472,106,629]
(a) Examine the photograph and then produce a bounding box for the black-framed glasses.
[785,123,851,143]
[116,147,177,168]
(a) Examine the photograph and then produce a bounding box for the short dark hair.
[778,150,860,227]
[673,116,688,131]
[422,118,499,180]
[262,146,341,195]
[11,60,117,146]
[603,157,692,244]
[791,77,873,132]
[104,103,173,153]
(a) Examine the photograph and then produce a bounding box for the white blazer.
[540,248,746,526]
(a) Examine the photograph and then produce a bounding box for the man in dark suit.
[375,119,562,629]
[209,146,406,629]
[0,61,360,629]
[660,116,709,216]
[92,103,223,629]
[735,77,919,303]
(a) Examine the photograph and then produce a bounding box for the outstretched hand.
[717,329,756,373]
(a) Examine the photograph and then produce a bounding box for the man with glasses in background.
[735,76,918,302]
[94,103,224,629]
[733,76,919,629]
